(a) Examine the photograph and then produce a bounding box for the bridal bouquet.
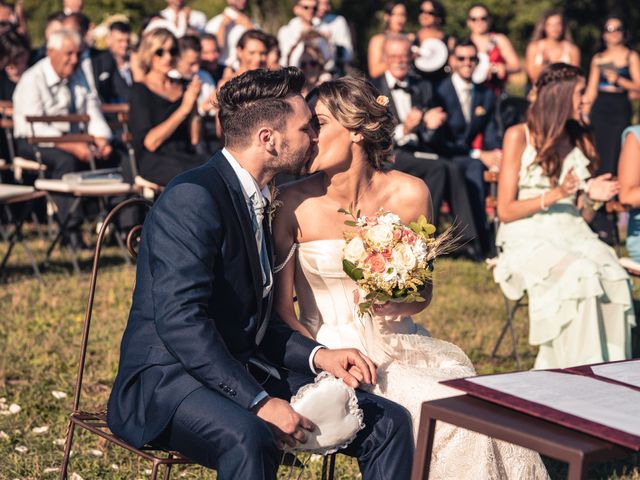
[340,205,453,314]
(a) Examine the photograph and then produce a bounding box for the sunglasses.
[300,60,321,68]
[456,55,479,63]
[604,25,623,33]
[299,4,317,11]
[468,15,488,22]
[420,9,439,16]
[154,47,178,58]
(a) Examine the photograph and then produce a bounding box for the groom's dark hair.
[217,67,306,149]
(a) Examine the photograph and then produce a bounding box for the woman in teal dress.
[619,125,640,267]
[494,63,636,369]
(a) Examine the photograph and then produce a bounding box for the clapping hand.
[423,107,447,130]
[313,347,377,388]
[403,107,423,135]
[180,76,202,114]
[559,167,579,197]
[588,173,619,202]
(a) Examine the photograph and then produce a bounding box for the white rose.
[392,243,417,274]
[344,236,367,264]
[377,213,401,225]
[412,239,428,263]
[365,224,395,248]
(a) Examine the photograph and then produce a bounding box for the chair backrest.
[71,197,151,413]
[101,103,138,179]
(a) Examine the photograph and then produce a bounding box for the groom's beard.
[274,139,318,176]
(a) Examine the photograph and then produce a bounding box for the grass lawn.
[1,236,639,479]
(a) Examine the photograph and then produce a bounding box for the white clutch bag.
[285,372,365,455]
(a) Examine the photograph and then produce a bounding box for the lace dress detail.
[295,239,549,479]
[494,136,635,369]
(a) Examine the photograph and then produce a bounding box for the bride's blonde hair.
[307,76,395,170]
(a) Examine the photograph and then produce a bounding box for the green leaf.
[344,220,357,227]
[342,259,364,281]
[337,208,348,214]
[423,224,436,235]
[356,209,361,218]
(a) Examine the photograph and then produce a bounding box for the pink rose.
[364,253,387,274]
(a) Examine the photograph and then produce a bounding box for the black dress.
[130,82,208,185]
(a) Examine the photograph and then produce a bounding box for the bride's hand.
[588,173,619,202]
[372,299,427,317]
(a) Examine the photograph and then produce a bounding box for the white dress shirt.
[314,13,354,64]
[451,72,473,124]
[277,17,331,67]
[205,13,258,67]
[160,6,207,36]
[221,148,323,384]
[12,57,112,140]
[385,71,419,147]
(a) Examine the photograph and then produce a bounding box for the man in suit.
[371,34,481,257]
[107,67,413,479]
[91,21,132,104]
[436,38,501,253]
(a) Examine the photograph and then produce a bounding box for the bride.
[272,76,549,479]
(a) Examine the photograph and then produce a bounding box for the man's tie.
[392,82,411,93]
[249,193,272,297]
[460,84,473,123]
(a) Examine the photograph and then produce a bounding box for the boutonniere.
[474,105,487,117]
[267,182,283,224]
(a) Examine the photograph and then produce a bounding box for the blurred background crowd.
[0,0,639,259]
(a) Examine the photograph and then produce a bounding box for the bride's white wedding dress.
[293,239,549,479]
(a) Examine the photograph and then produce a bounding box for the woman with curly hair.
[495,63,635,369]
[271,76,548,478]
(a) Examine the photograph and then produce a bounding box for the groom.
[107,67,413,479]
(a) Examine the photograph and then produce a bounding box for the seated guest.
[130,28,208,186]
[217,29,267,88]
[264,33,281,71]
[436,38,501,252]
[0,25,29,101]
[62,12,100,95]
[371,34,481,257]
[368,2,413,79]
[176,35,216,117]
[199,33,223,84]
[159,0,207,36]
[298,44,330,96]
[314,0,353,74]
[12,29,114,246]
[30,11,66,65]
[205,0,257,68]
[618,125,640,265]
[92,21,133,103]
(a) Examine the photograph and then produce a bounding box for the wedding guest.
[13,29,114,247]
[217,29,267,88]
[91,21,132,103]
[205,0,257,68]
[264,33,281,70]
[298,44,330,96]
[584,15,640,243]
[495,63,635,369]
[313,0,353,74]
[277,0,331,68]
[618,125,640,267]
[159,0,207,36]
[62,12,100,95]
[176,35,216,117]
[199,33,223,84]
[0,0,27,37]
[525,9,580,85]
[0,25,29,101]
[371,35,482,259]
[414,0,455,86]
[436,38,501,253]
[466,3,521,96]
[130,28,207,186]
[368,2,413,79]
[30,11,66,65]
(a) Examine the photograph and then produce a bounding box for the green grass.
[0,237,639,479]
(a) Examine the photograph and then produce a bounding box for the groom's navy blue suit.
[107,151,413,479]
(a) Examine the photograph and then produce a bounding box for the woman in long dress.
[272,76,548,479]
[495,63,635,369]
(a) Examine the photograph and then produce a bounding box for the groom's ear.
[258,127,276,153]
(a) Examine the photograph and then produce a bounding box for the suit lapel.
[212,153,264,322]
[379,78,400,122]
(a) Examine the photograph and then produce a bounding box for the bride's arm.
[272,191,315,339]
[374,175,434,317]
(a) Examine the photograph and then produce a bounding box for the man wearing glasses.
[436,38,501,256]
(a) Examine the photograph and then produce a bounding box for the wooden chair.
[59,197,336,480]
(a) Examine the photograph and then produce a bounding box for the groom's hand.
[313,348,377,388]
[254,397,316,449]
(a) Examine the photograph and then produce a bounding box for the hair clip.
[375,95,390,107]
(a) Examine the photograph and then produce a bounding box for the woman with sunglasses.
[495,63,634,369]
[584,15,640,243]
[368,1,413,78]
[414,0,454,85]
[130,28,208,186]
[525,9,580,85]
[298,44,330,96]
[466,3,520,96]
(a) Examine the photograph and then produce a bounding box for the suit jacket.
[91,50,131,104]
[435,76,500,157]
[107,151,320,448]
[371,73,439,152]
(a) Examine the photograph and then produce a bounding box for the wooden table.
[411,395,631,480]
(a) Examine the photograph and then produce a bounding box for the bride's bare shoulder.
[384,170,430,206]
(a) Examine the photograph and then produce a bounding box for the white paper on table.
[467,371,640,437]
[591,360,640,388]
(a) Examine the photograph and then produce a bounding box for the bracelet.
[540,191,549,211]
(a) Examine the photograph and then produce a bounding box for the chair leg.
[59,419,76,480]
[491,295,513,358]
[162,455,173,480]
[150,460,161,480]
[321,453,336,480]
